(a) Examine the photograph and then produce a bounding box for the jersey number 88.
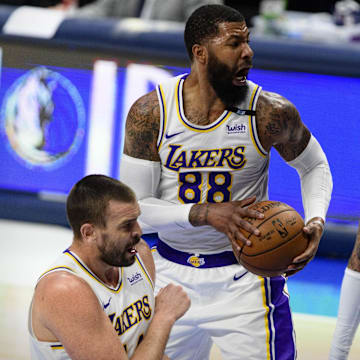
[178,171,232,203]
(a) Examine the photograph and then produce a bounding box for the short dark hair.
[66,174,136,239]
[184,4,245,62]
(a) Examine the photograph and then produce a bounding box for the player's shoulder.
[256,90,303,149]
[128,89,160,120]
[36,270,90,298]
[33,270,98,320]
[126,74,184,124]
[257,90,301,130]
[125,89,161,143]
[32,268,108,340]
[258,90,297,113]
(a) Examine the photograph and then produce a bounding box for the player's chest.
[97,280,154,342]
[99,270,154,314]
[160,128,258,173]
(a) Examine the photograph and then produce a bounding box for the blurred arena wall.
[0,5,358,258]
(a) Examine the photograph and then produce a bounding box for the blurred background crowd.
[1,0,359,44]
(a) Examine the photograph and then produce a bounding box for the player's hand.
[155,283,190,323]
[285,218,324,276]
[206,196,264,250]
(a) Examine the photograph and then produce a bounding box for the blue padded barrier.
[250,35,360,77]
[54,18,360,75]
[54,18,187,59]
[0,5,359,74]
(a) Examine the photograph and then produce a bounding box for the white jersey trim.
[156,84,167,150]
[64,250,124,293]
[135,254,154,290]
[177,75,232,132]
[248,85,267,157]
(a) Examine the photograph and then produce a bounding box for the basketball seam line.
[242,229,304,257]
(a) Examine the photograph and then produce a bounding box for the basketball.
[233,200,308,277]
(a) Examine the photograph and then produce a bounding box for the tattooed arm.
[123,90,160,161]
[120,90,263,246]
[256,91,311,160]
[257,91,332,275]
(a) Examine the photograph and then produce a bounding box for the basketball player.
[120,4,333,359]
[28,175,190,360]
[330,222,360,359]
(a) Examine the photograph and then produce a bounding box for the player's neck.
[184,73,226,125]
[69,243,119,287]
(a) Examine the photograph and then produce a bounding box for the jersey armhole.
[249,85,268,157]
[135,254,155,290]
[156,85,166,151]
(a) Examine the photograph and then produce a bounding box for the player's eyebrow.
[117,214,139,229]
[226,33,250,41]
[117,219,132,229]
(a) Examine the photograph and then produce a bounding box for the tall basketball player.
[120,4,333,359]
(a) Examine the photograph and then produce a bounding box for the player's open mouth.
[233,75,246,85]
[233,69,249,86]
[128,246,137,254]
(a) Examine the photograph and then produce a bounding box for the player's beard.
[207,52,249,108]
[98,234,140,267]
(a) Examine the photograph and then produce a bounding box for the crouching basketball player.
[28,175,190,359]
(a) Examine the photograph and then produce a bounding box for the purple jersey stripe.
[269,276,296,360]
[264,277,275,360]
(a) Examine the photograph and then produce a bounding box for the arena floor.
[1,219,359,360]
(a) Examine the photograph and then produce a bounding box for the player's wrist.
[189,203,209,227]
[306,217,325,232]
[153,310,177,326]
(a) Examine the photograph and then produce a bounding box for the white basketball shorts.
[152,240,297,360]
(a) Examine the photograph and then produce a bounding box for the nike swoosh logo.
[165,131,184,139]
[233,271,248,281]
[103,297,112,309]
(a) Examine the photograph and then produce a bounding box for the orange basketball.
[233,200,308,277]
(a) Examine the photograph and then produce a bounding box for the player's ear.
[80,223,96,242]
[192,44,207,64]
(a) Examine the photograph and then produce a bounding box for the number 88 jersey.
[155,74,270,255]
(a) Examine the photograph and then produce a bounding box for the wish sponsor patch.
[127,271,143,286]
[226,121,247,135]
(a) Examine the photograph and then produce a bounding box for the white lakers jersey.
[28,249,155,359]
[155,74,269,254]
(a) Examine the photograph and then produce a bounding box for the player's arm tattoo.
[257,91,311,161]
[273,102,310,161]
[123,90,160,161]
[348,225,360,271]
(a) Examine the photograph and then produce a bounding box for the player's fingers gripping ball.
[232,200,308,277]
